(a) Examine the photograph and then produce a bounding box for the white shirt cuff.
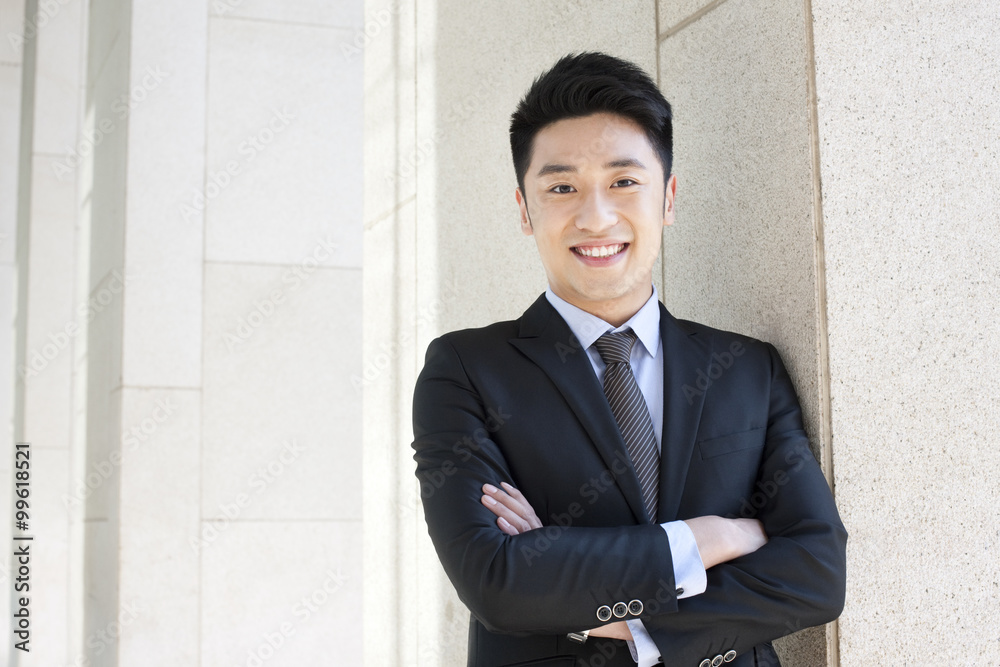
[661,520,707,599]
[626,619,660,666]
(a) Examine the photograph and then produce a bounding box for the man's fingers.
[496,482,543,529]
[482,483,542,531]
[497,516,519,536]
[481,492,533,533]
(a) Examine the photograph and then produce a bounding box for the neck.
[555,285,653,328]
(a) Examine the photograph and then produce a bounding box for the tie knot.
[593,329,637,365]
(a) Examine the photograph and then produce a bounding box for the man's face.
[516,112,676,323]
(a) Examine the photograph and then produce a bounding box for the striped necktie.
[593,329,660,523]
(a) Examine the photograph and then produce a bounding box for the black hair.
[509,52,673,194]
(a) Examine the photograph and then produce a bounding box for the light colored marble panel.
[202,262,361,521]
[85,31,129,294]
[27,0,82,155]
[208,0,362,28]
[0,0,27,65]
[0,263,15,444]
[0,62,20,265]
[82,309,123,521]
[21,155,78,450]
[200,520,362,666]
[204,17,362,268]
[117,387,200,665]
[82,518,119,667]
[812,1,1000,663]
[120,0,205,388]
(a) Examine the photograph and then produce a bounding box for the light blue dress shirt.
[544,285,707,666]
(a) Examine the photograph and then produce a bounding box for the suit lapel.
[509,295,648,524]
[657,302,710,522]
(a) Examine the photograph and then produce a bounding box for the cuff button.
[596,605,612,622]
[627,599,643,615]
[724,650,737,662]
[612,602,628,618]
[711,655,724,667]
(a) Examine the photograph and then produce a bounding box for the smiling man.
[412,52,847,667]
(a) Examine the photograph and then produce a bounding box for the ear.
[662,173,678,227]
[515,187,534,236]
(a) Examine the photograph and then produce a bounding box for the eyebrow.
[535,157,648,178]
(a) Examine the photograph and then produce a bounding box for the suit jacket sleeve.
[644,342,847,663]
[412,333,682,635]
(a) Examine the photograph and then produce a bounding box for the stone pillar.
[8,0,365,664]
[7,0,86,663]
[812,1,1000,663]
[657,1,835,663]
[79,0,365,664]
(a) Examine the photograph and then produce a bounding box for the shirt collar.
[544,284,661,358]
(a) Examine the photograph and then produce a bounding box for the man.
[412,52,846,667]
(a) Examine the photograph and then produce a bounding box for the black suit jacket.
[412,295,847,667]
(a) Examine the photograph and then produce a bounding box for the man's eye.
[612,178,636,187]
[550,184,575,194]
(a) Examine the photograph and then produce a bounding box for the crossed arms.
[412,331,847,661]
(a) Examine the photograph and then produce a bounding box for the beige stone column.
[657,1,835,663]
[7,0,365,664]
[0,0,26,658]
[812,1,1000,663]
[7,0,86,664]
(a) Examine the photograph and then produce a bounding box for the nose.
[574,187,618,233]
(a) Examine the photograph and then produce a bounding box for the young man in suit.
[412,52,847,667]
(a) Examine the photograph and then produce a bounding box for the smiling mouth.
[572,243,628,258]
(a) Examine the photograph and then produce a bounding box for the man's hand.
[481,482,542,535]
[481,482,768,569]
[481,482,634,641]
[683,516,768,569]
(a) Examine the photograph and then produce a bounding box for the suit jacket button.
[612,602,628,618]
[628,599,643,615]
[711,655,724,667]
[596,605,612,622]
[723,650,737,662]
[699,660,711,667]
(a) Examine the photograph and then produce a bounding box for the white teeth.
[574,244,625,258]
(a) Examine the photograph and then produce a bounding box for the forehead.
[528,112,657,172]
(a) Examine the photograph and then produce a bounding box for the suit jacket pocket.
[697,427,765,460]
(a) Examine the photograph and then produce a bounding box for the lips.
[571,243,628,258]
